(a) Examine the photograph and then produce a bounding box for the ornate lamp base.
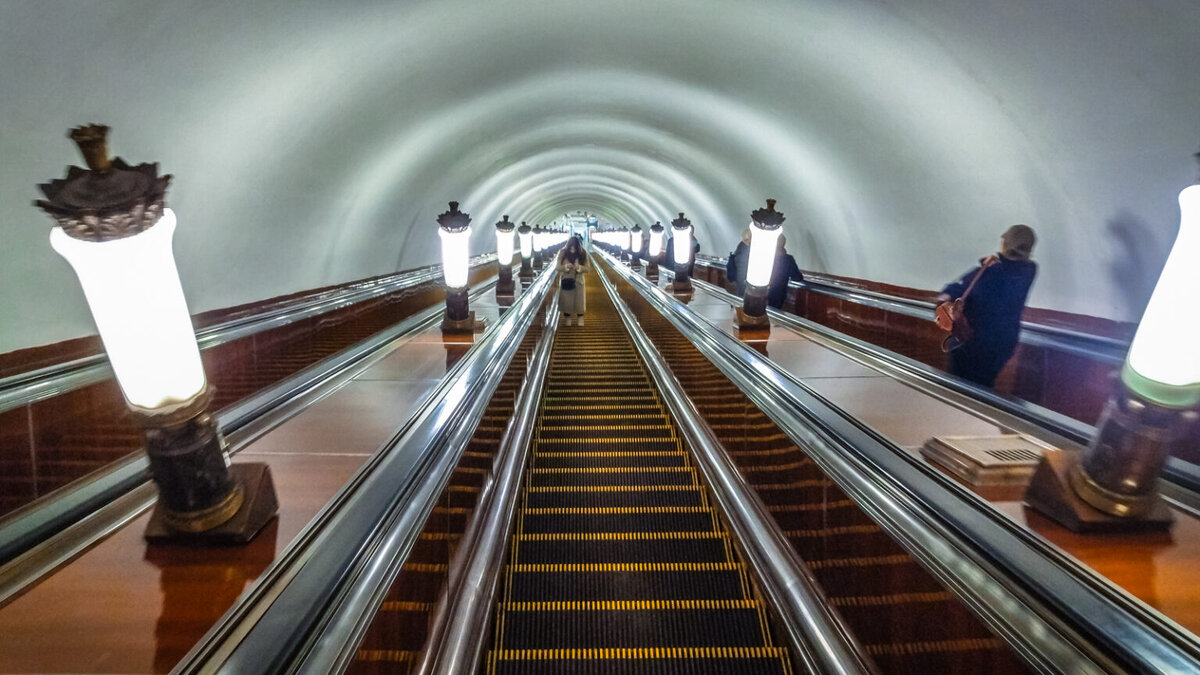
[146,462,279,544]
[442,310,484,333]
[1024,450,1173,533]
[735,306,771,332]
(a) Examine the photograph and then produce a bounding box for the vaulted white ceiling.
[2,0,1198,352]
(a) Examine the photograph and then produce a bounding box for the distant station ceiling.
[2,0,1198,351]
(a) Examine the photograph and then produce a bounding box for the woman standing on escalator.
[557,236,589,326]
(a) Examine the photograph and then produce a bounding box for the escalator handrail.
[606,251,1195,673]
[0,254,498,414]
[178,270,555,675]
[595,261,877,675]
[0,280,497,594]
[692,254,1129,363]
[417,293,559,675]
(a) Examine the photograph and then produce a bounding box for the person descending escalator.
[936,224,1038,388]
[557,235,589,326]
[726,228,752,296]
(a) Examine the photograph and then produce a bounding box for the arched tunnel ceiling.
[1,0,1198,352]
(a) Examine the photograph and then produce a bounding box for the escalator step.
[496,602,769,649]
[525,486,706,509]
[491,652,788,675]
[520,510,716,534]
[506,565,746,602]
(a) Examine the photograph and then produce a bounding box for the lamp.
[667,212,694,294]
[646,221,664,280]
[494,214,515,298]
[736,199,785,331]
[1026,157,1200,532]
[38,125,277,543]
[532,225,545,270]
[437,201,477,332]
[619,226,631,262]
[630,223,644,270]
[517,221,534,285]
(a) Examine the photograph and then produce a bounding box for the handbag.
[936,257,995,352]
[560,277,576,291]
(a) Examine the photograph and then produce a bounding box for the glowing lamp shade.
[649,230,664,257]
[518,229,533,258]
[439,225,472,289]
[50,209,206,412]
[621,230,631,251]
[631,233,643,254]
[672,226,692,266]
[496,229,514,265]
[745,222,783,288]
[1124,185,1200,407]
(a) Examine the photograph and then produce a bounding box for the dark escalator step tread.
[533,452,688,469]
[496,604,770,650]
[525,487,706,509]
[538,427,675,440]
[516,536,729,565]
[490,651,790,675]
[507,566,746,602]
[530,469,696,487]
[536,440,681,453]
[521,511,716,534]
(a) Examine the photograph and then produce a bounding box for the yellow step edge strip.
[491,646,788,661]
[501,599,758,611]
[534,450,683,458]
[866,638,1005,656]
[523,506,708,515]
[540,415,667,421]
[508,562,740,573]
[538,425,673,431]
[536,437,680,444]
[517,531,726,541]
[830,591,953,608]
[378,601,433,612]
[526,484,700,493]
[531,466,693,474]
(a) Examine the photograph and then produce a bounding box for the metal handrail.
[418,293,559,675]
[693,254,1129,363]
[0,280,498,595]
[595,261,876,674]
[0,254,499,414]
[176,269,555,674]
[605,251,1195,673]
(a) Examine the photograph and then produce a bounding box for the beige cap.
[1001,224,1036,261]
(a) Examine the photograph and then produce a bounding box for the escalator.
[485,278,792,673]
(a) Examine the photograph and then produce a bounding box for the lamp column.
[532,225,545,271]
[517,221,534,286]
[667,212,694,295]
[736,199,785,331]
[38,125,277,543]
[1026,160,1200,532]
[646,221,663,281]
[630,223,644,270]
[438,201,476,332]
[494,214,516,298]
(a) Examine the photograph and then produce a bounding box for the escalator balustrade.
[609,263,1030,674]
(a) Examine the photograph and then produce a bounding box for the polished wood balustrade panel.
[696,261,1200,465]
[0,267,495,519]
[0,288,521,673]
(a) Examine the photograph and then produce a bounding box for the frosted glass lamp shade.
[439,226,472,289]
[745,222,783,288]
[649,230,664,257]
[496,230,514,265]
[519,230,533,259]
[49,208,206,412]
[672,228,692,266]
[1124,184,1200,407]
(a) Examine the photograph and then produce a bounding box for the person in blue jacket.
[767,235,804,309]
[937,224,1038,388]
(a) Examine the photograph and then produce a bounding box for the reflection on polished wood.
[684,276,1200,639]
[0,277,524,673]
